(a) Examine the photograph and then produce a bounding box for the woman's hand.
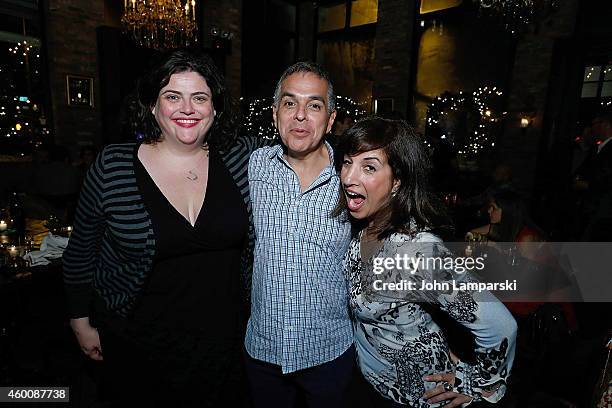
[423,372,472,407]
[70,317,103,361]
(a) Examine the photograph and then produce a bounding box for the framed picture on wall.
[66,75,94,107]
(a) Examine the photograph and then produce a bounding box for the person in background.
[334,110,355,135]
[571,113,612,405]
[470,189,579,406]
[470,190,543,250]
[574,112,612,241]
[469,189,574,297]
[459,163,514,208]
[336,117,517,407]
[63,49,258,407]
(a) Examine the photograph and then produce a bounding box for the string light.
[0,40,50,156]
[335,95,367,119]
[241,97,276,139]
[477,0,559,34]
[426,86,505,158]
[7,41,38,66]
[240,95,367,139]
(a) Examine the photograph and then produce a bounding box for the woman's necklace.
[184,145,209,182]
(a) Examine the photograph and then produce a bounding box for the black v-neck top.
[137,148,247,263]
[96,148,249,352]
[90,148,249,403]
[131,148,248,337]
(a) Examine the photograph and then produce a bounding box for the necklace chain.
[184,148,208,181]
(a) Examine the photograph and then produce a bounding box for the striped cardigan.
[63,137,261,318]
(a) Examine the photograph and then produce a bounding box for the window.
[316,1,378,107]
[317,0,378,33]
[350,0,378,27]
[318,3,346,33]
[0,8,49,159]
[581,64,612,99]
[419,0,463,15]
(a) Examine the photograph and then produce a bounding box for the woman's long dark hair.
[488,190,545,241]
[133,49,237,151]
[333,116,449,239]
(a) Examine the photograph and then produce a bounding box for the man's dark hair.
[273,61,336,112]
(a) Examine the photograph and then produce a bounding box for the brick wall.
[45,0,104,150]
[44,0,243,152]
[297,2,315,61]
[202,0,242,99]
[373,0,418,118]
[499,0,580,195]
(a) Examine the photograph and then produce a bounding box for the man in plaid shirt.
[244,62,354,408]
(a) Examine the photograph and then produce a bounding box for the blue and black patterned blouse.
[345,230,517,406]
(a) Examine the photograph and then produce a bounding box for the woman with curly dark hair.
[335,117,517,407]
[63,49,258,406]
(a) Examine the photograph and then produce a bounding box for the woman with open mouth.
[333,117,517,407]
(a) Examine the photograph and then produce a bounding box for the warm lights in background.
[240,95,367,139]
[318,0,378,33]
[426,86,505,157]
[1,37,48,156]
[475,0,559,34]
[518,109,536,130]
[420,0,463,14]
[520,117,531,128]
[121,0,198,50]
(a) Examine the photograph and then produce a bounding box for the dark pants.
[244,346,355,408]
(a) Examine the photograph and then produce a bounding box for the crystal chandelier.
[477,0,558,33]
[121,0,198,50]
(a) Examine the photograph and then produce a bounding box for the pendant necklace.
[185,145,208,181]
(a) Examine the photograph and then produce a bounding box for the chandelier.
[121,0,198,50]
[476,0,558,33]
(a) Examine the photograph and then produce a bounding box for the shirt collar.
[267,140,336,169]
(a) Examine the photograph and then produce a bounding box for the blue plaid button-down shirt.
[245,142,353,374]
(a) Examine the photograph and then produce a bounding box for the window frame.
[315,0,377,57]
[581,63,612,100]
